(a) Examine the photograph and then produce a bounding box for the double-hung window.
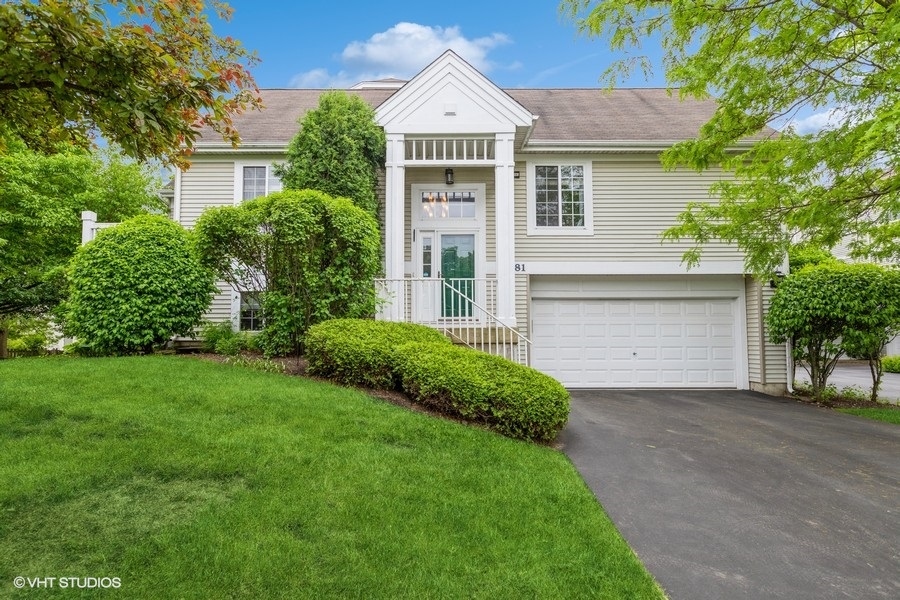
[239,164,283,202]
[527,161,593,234]
[239,292,263,331]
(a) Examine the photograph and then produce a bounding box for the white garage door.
[531,298,738,388]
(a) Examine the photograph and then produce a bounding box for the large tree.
[274,91,386,217]
[563,0,900,275]
[0,0,260,167]
[0,136,164,356]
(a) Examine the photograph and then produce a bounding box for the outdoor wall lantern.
[769,269,786,289]
[445,168,454,185]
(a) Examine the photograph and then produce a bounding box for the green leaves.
[766,262,900,401]
[193,190,382,356]
[274,91,386,217]
[0,140,164,321]
[66,215,216,354]
[564,0,900,275]
[0,0,260,167]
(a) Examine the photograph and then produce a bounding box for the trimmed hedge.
[883,356,900,374]
[393,342,570,443]
[305,319,450,389]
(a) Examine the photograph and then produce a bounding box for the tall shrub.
[273,91,385,217]
[66,215,215,354]
[193,190,381,356]
[767,262,900,402]
[837,264,900,402]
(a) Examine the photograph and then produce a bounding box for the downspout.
[758,281,766,386]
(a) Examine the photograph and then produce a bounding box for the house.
[172,50,788,394]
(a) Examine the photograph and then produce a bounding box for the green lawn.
[0,356,663,599]
[837,407,900,424]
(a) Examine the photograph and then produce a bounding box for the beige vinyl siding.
[404,167,496,269]
[762,281,789,385]
[204,282,234,325]
[746,277,762,383]
[178,160,235,228]
[515,273,529,339]
[181,156,289,326]
[515,155,743,263]
[745,277,789,389]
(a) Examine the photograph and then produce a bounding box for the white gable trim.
[376,50,535,134]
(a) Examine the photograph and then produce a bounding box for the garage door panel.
[531,295,739,388]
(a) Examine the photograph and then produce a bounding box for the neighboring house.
[172,50,788,394]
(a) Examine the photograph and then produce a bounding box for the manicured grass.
[837,407,900,424]
[0,356,663,599]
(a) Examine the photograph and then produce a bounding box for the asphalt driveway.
[561,390,900,600]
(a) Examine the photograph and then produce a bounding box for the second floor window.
[242,166,282,201]
[535,165,585,228]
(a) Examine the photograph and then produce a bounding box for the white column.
[494,132,517,325]
[383,133,406,321]
[81,211,97,245]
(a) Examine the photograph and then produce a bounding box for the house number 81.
[515,263,526,272]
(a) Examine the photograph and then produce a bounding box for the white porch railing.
[404,138,495,164]
[376,278,531,365]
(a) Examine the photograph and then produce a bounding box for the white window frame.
[411,183,487,280]
[525,159,593,236]
[238,292,264,332]
[233,161,283,204]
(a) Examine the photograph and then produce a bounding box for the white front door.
[415,231,478,322]
[411,184,486,324]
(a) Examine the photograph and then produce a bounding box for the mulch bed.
[788,392,900,411]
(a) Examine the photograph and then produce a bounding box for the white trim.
[383,134,406,320]
[411,183,486,280]
[525,158,594,236]
[529,275,749,389]
[520,139,759,153]
[376,50,534,134]
[195,143,288,153]
[173,168,183,222]
[734,285,750,390]
[494,132,517,325]
[233,160,284,205]
[230,291,240,332]
[514,261,747,275]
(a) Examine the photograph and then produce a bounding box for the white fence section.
[376,277,531,365]
[404,138,495,164]
[81,211,118,245]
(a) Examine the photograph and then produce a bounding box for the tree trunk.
[0,327,7,359]
[869,356,882,403]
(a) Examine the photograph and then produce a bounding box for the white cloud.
[289,22,511,88]
[782,107,850,135]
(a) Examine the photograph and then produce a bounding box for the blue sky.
[208,1,828,133]
[212,1,667,90]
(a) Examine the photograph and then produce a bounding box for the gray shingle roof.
[507,88,718,143]
[214,89,396,146]
[201,87,769,148]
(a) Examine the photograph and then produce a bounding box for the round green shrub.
[66,214,216,355]
[200,321,235,352]
[305,319,450,389]
[214,335,244,357]
[882,356,900,374]
[393,342,570,443]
